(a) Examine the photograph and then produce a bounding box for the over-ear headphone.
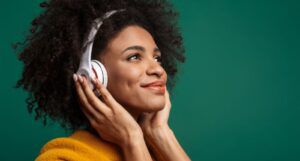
[76,9,125,95]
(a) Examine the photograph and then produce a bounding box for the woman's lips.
[142,85,166,94]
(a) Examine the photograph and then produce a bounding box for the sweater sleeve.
[35,138,112,161]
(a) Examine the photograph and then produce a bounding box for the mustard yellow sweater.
[35,129,123,161]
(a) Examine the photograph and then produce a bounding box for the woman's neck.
[126,108,142,121]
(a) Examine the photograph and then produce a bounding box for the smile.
[142,85,166,94]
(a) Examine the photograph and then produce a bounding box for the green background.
[1,0,299,160]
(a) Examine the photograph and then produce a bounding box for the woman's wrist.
[121,131,153,161]
[143,124,172,144]
[144,125,191,161]
[120,128,144,149]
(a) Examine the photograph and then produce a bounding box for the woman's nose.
[146,60,164,78]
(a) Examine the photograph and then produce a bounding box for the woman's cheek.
[122,66,143,83]
[107,65,141,93]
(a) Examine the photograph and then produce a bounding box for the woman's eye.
[155,55,162,63]
[127,54,141,61]
[127,54,162,64]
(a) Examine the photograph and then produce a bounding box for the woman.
[15,0,190,160]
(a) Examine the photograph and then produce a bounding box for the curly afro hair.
[14,0,186,132]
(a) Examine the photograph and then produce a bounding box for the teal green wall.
[1,0,299,160]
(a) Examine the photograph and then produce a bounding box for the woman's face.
[97,25,167,116]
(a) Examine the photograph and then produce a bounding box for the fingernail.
[97,80,102,86]
[92,78,97,84]
[73,74,78,82]
[78,75,83,83]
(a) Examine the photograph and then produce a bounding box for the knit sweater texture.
[35,129,122,161]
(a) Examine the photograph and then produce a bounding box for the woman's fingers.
[92,78,120,112]
[78,75,112,115]
[152,88,171,121]
[74,74,107,122]
[74,75,99,119]
[164,88,171,108]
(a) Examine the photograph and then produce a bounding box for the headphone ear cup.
[91,60,108,88]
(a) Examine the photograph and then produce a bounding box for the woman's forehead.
[106,25,157,53]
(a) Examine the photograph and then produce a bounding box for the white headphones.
[76,9,125,94]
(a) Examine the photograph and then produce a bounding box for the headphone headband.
[77,9,125,89]
[83,9,126,47]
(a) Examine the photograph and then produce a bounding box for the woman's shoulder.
[35,129,122,161]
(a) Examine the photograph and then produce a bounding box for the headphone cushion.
[91,60,108,88]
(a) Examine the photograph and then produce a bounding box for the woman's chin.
[141,102,165,112]
[120,94,166,112]
[121,100,165,113]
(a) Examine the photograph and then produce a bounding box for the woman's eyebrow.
[121,45,160,54]
[122,45,145,54]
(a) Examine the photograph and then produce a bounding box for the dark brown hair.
[14,0,185,132]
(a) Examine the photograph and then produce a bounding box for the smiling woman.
[97,25,168,118]
[14,0,189,160]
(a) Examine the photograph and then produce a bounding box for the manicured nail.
[91,78,96,84]
[97,80,102,86]
[73,74,78,82]
[78,75,83,83]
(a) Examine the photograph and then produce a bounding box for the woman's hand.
[138,88,191,161]
[138,88,172,139]
[73,74,142,148]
